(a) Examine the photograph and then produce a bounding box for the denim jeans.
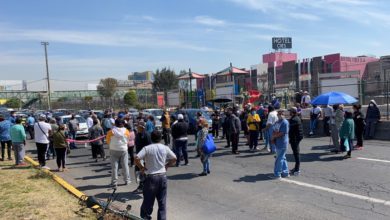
[141,174,167,220]
[267,129,276,152]
[12,142,25,165]
[202,154,210,173]
[46,140,56,158]
[69,131,77,148]
[174,139,188,166]
[310,118,318,134]
[274,147,289,177]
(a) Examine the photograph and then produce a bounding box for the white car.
[142,109,164,130]
[60,115,89,138]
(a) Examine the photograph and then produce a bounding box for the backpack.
[103,118,112,129]
[202,134,216,154]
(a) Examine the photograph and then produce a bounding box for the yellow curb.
[24,156,100,209]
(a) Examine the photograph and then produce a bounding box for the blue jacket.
[0,120,12,141]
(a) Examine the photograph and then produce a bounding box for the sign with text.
[272,37,292,49]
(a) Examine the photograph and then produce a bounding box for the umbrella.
[311,91,358,105]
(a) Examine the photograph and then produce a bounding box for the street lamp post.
[41,42,51,110]
[189,68,193,108]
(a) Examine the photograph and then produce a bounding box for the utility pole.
[189,68,192,108]
[41,42,51,110]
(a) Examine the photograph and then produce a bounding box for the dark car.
[173,109,213,134]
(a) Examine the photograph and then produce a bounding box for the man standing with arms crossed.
[135,130,177,220]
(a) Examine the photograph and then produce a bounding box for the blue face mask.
[251,111,256,115]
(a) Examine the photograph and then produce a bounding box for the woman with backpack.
[197,119,210,176]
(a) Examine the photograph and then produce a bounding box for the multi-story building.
[128,71,154,81]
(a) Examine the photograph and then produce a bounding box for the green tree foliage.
[57,97,70,102]
[84,96,93,102]
[123,90,137,107]
[97,78,118,98]
[153,67,178,92]
[5,98,22,108]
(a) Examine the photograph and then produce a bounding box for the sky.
[0,0,389,90]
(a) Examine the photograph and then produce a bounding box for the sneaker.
[125,181,132,185]
[282,174,290,178]
[293,170,301,176]
[343,154,351,159]
[268,175,282,180]
[183,163,189,166]
[260,147,271,153]
[309,131,313,135]
[132,187,143,193]
[41,166,50,170]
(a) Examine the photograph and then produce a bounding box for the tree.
[153,67,178,92]
[124,90,137,107]
[5,97,22,109]
[97,78,118,107]
[153,68,178,105]
[97,78,118,98]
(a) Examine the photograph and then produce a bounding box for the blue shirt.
[27,116,35,126]
[146,120,155,134]
[274,118,289,148]
[0,120,12,141]
[8,116,16,125]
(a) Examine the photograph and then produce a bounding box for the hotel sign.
[272,37,292,49]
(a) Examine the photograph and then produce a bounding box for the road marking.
[280,178,390,207]
[356,157,390,163]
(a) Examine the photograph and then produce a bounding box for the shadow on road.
[94,191,142,202]
[76,174,111,180]
[168,173,199,180]
[77,184,111,191]
[233,173,272,182]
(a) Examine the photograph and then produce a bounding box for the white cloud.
[142,15,156,22]
[0,27,213,52]
[288,13,321,21]
[194,16,226,26]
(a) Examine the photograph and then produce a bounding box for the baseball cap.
[39,114,47,120]
[177,114,184,120]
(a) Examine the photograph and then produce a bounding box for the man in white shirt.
[86,112,94,129]
[301,91,311,109]
[309,105,322,136]
[34,114,52,169]
[135,130,176,220]
[261,105,278,153]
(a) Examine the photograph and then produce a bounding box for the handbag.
[340,138,350,152]
[202,134,216,154]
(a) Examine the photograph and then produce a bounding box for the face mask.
[369,104,373,107]
[12,114,16,117]
[251,111,256,115]
[278,115,283,120]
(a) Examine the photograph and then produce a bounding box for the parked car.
[59,115,89,138]
[142,109,163,120]
[173,109,213,134]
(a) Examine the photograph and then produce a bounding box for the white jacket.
[107,127,129,151]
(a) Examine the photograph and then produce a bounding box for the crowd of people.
[0,98,383,220]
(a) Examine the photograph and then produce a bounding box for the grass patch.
[0,160,95,220]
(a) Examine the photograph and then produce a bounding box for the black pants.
[91,143,105,159]
[27,125,34,139]
[36,143,48,166]
[212,124,219,137]
[174,139,188,166]
[290,139,302,172]
[1,140,12,160]
[162,128,171,145]
[55,148,66,168]
[141,174,167,220]
[231,133,239,153]
[249,130,259,150]
[128,146,134,166]
[355,126,364,146]
[226,132,231,147]
[323,117,330,136]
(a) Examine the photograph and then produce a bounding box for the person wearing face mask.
[247,107,261,151]
[364,100,380,140]
[288,107,303,176]
[270,109,290,179]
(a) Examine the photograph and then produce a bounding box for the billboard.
[272,37,292,50]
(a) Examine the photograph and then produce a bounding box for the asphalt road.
[26,134,390,220]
